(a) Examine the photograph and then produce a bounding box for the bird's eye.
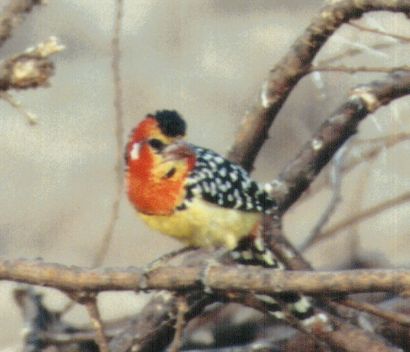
[148,138,165,151]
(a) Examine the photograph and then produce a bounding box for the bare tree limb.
[0,91,38,124]
[227,0,410,171]
[300,143,349,251]
[1,258,410,296]
[108,291,211,352]
[274,70,410,212]
[0,0,43,49]
[80,294,109,352]
[348,21,410,42]
[305,190,410,249]
[0,36,63,91]
[94,0,125,268]
[310,64,410,74]
[341,298,410,327]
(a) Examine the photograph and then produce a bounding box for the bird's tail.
[230,236,332,332]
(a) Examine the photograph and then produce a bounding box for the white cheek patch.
[130,142,141,160]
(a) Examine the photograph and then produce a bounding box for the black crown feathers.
[154,110,186,137]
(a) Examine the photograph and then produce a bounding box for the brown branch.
[300,132,410,203]
[93,0,124,267]
[318,42,401,66]
[0,91,38,124]
[305,190,410,249]
[77,294,109,352]
[168,295,188,352]
[341,298,410,327]
[348,21,410,43]
[310,65,410,74]
[108,291,211,352]
[227,0,410,171]
[0,0,43,49]
[0,37,63,91]
[300,143,349,251]
[1,258,410,295]
[274,70,410,212]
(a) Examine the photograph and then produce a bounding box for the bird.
[125,110,276,251]
[125,110,329,328]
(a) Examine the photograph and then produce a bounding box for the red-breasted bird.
[125,110,276,250]
[125,110,329,327]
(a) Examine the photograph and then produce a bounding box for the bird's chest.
[139,197,261,249]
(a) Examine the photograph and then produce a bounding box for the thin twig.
[348,22,410,43]
[297,132,410,204]
[168,296,188,352]
[305,191,410,249]
[227,0,410,171]
[341,298,410,327]
[300,142,350,251]
[0,0,43,48]
[0,91,38,124]
[82,294,109,352]
[310,65,410,74]
[318,42,400,66]
[94,0,124,267]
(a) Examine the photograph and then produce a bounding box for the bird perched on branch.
[125,110,329,327]
[125,110,276,250]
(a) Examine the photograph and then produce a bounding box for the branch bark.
[1,257,410,296]
[227,0,410,171]
[274,70,410,212]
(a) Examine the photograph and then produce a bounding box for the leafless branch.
[318,42,401,66]
[108,291,211,352]
[300,143,349,251]
[94,0,125,267]
[227,0,410,171]
[273,70,410,212]
[168,295,188,352]
[0,91,38,124]
[300,132,410,202]
[2,258,410,296]
[305,190,410,249]
[310,64,410,74]
[348,21,410,42]
[0,36,63,91]
[341,298,410,327]
[0,0,43,49]
[82,295,109,352]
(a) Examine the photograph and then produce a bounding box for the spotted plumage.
[176,145,276,213]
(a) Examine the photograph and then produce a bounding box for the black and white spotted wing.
[176,145,276,213]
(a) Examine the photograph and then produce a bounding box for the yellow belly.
[139,198,261,250]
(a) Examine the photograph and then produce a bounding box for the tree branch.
[274,70,410,212]
[0,36,63,91]
[1,258,410,296]
[0,0,43,49]
[227,0,410,171]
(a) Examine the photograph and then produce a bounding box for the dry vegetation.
[1,0,410,351]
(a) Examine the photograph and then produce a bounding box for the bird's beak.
[162,140,195,162]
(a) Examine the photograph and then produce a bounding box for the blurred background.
[0,0,410,348]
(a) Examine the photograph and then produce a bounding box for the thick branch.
[275,70,410,211]
[1,258,410,296]
[227,0,410,171]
